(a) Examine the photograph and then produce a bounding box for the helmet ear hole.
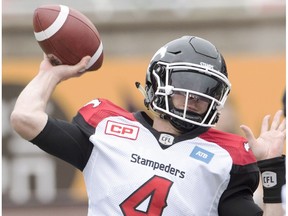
[153,63,166,75]
[153,63,167,88]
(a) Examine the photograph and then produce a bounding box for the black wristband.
[257,155,286,203]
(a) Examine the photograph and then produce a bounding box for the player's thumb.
[240,125,257,148]
[67,56,91,74]
[77,56,91,73]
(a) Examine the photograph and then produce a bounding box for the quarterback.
[11,36,285,215]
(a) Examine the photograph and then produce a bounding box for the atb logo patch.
[159,134,174,146]
[190,146,214,164]
[105,120,139,140]
[262,171,277,188]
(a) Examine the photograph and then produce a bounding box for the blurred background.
[2,0,285,215]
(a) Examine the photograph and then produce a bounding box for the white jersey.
[73,98,258,216]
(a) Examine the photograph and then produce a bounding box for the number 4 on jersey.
[120,175,173,216]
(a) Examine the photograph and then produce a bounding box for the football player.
[11,36,285,215]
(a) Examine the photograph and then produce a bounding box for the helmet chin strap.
[168,115,197,133]
[171,107,204,122]
[165,107,205,133]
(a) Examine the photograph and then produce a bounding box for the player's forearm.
[10,71,59,140]
[263,203,284,216]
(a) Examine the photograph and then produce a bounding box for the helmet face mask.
[144,36,232,132]
[149,62,231,128]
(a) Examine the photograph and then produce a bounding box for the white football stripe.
[86,41,103,69]
[34,5,69,41]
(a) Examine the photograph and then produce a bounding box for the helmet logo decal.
[200,62,214,70]
[152,46,167,60]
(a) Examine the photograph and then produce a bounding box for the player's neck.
[152,116,181,136]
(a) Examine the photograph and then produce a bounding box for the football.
[33,4,103,71]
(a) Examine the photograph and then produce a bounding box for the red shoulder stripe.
[78,98,136,128]
[199,128,257,166]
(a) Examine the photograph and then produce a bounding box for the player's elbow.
[10,110,30,138]
[10,110,46,141]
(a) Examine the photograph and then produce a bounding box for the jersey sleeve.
[218,163,263,216]
[31,117,93,171]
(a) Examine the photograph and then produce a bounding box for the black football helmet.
[143,36,231,132]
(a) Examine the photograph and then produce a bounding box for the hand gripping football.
[33,4,103,71]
